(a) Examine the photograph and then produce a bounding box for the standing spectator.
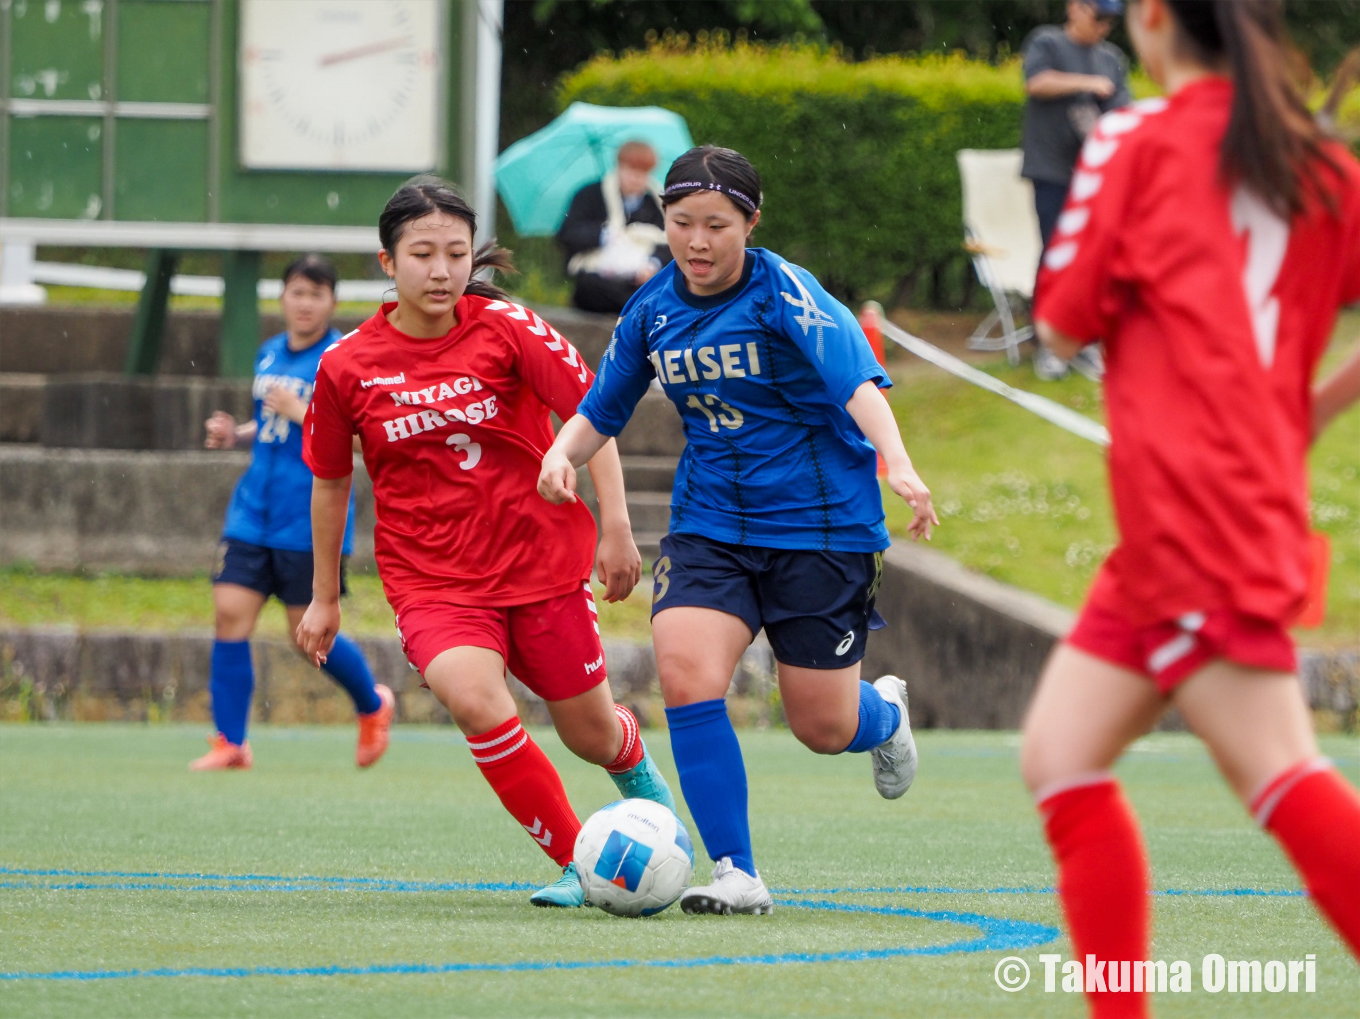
[1021,0,1130,380]
[557,140,671,314]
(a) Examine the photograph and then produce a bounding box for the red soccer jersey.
[303,297,599,612]
[1036,78,1360,627]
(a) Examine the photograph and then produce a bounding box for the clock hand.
[318,36,410,68]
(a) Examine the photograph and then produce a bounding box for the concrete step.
[4,369,685,455]
[0,302,616,377]
[620,454,677,492]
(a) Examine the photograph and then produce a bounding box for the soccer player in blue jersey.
[193,254,393,771]
[540,146,938,914]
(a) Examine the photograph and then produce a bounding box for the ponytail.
[378,175,518,301]
[1169,0,1338,218]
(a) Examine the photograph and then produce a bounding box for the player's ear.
[378,248,396,279]
[745,210,761,238]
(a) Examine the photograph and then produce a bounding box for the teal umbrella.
[494,102,694,237]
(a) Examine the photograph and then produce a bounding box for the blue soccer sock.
[841,680,902,754]
[321,633,382,715]
[210,640,254,746]
[665,699,756,877]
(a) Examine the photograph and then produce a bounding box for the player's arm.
[1026,70,1117,100]
[1314,343,1360,438]
[297,474,350,667]
[845,381,938,541]
[264,384,309,425]
[204,411,256,448]
[540,305,653,507]
[584,439,641,602]
[296,360,356,665]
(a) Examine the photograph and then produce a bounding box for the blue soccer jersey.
[221,330,357,554]
[578,248,891,552]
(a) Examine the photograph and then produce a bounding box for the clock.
[239,0,442,172]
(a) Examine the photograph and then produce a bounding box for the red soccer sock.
[1038,774,1150,1019]
[1253,759,1360,958]
[604,704,645,775]
[467,718,580,869]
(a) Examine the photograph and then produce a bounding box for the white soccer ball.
[574,798,694,917]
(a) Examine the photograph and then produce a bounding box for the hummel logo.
[361,372,405,389]
[523,817,553,848]
[779,263,838,362]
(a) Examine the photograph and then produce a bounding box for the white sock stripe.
[466,724,524,751]
[1251,757,1331,827]
[614,705,638,760]
[1033,770,1116,806]
[470,732,529,765]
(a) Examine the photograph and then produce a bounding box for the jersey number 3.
[445,433,482,470]
[1231,187,1289,369]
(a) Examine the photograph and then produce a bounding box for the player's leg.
[284,603,393,767]
[193,541,270,770]
[509,583,674,810]
[1173,661,1360,957]
[762,549,917,798]
[1020,644,1166,1019]
[401,602,585,905]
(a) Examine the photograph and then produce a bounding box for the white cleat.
[680,857,775,916]
[870,675,918,800]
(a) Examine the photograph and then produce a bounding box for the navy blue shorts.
[212,538,347,607]
[650,532,886,669]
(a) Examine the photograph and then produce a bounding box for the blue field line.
[0,866,1305,899]
[0,897,1059,982]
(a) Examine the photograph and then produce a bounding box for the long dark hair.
[661,146,763,220]
[1167,0,1339,217]
[378,175,515,300]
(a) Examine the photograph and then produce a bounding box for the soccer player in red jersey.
[1020,2,1360,1015]
[296,178,675,908]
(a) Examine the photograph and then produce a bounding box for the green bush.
[561,43,1029,303]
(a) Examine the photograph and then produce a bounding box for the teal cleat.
[609,742,677,813]
[529,862,586,908]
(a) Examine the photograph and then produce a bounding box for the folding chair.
[956,149,1042,365]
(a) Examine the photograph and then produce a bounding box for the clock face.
[239,0,441,172]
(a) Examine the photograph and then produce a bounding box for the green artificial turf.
[0,725,1356,1017]
[883,311,1360,647]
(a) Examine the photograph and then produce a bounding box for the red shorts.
[394,582,607,701]
[1068,570,1296,694]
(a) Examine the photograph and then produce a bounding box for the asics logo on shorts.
[835,630,855,656]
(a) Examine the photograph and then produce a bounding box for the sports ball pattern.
[574,798,694,917]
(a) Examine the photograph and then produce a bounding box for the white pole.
[0,238,48,305]
[473,0,504,245]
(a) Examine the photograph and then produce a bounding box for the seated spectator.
[556,141,671,314]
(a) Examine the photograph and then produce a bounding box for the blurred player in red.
[296,177,674,908]
[1021,1,1360,1015]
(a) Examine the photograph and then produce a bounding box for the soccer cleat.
[530,862,586,908]
[1032,345,1071,381]
[1068,343,1105,382]
[355,684,396,768]
[188,733,253,771]
[608,742,677,813]
[680,857,774,916]
[869,675,918,800]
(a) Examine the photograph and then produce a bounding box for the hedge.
[560,44,1031,303]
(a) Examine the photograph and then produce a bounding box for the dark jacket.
[556,179,670,266]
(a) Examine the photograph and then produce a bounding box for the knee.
[557,717,618,766]
[788,716,852,756]
[657,652,728,708]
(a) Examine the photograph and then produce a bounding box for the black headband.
[662,180,760,214]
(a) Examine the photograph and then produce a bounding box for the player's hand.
[1087,75,1116,99]
[264,385,308,424]
[886,464,939,542]
[538,448,578,504]
[296,598,341,667]
[204,411,237,449]
[596,525,642,603]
